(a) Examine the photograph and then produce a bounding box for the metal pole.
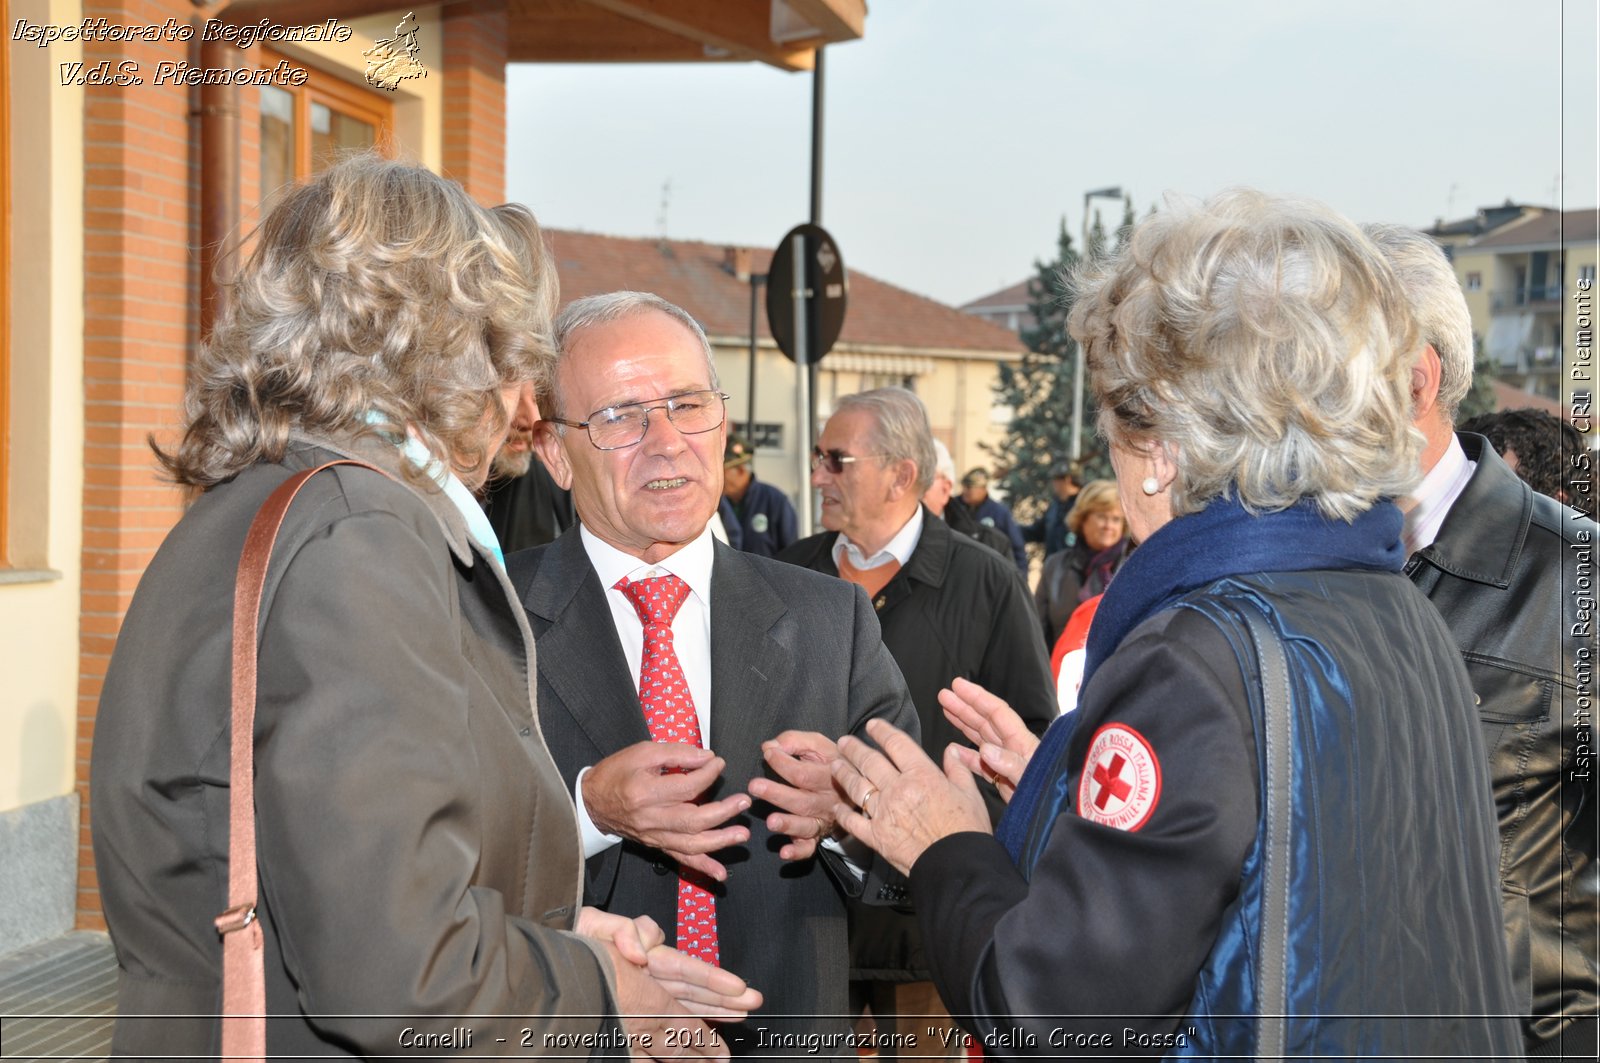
[792,236,813,533]
[1070,197,1089,461]
[799,46,825,531]
[1071,187,1123,462]
[747,274,763,439]
[810,48,824,225]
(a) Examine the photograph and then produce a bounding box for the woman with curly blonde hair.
[91,156,754,1059]
[828,189,1518,1058]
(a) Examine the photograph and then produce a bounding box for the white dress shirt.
[1403,435,1476,555]
[831,506,925,572]
[574,525,715,857]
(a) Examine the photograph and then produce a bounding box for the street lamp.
[1070,185,1124,461]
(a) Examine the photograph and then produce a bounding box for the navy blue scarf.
[994,493,1405,865]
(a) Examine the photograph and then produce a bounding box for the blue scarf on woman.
[994,492,1405,865]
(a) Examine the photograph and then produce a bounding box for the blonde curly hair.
[1069,188,1423,521]
[1066,479,1122,537]
[156,155,557,488]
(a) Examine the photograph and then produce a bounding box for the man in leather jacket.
[1371,224,1598,1056]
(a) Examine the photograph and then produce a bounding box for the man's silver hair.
[538,290,718,419]
[832,387,937,494]
[1363,223,1475,423]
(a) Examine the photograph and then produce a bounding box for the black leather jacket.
[1407,434,1598,1053]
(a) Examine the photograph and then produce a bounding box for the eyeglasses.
[810,447,890,474]
[549,390,729,451]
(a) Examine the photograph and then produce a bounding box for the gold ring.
[862,787,879,819]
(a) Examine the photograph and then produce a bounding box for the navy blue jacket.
[913,571,1519,1058]
[729,477,798,558]
[1022,495,1075,556]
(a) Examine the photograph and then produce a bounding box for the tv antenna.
[657,180,673,240]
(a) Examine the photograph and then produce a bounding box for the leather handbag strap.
[214,460,386,1062]
[1240,604,1292,1062]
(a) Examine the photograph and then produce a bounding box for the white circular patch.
[751,513,770,534]
[1077,723,1162,831]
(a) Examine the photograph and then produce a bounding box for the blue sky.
[506,0,1597,306]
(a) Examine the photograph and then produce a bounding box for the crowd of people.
[90,157,1594,1060]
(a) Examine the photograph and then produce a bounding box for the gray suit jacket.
[92,437,618,1059]
[509,529,920,1055]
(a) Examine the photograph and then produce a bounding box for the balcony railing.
[1493,344,1566,375]
[1491,285,1565,312]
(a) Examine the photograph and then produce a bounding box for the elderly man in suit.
[509,291,919,1056]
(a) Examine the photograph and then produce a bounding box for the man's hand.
[576,907,665,967]
[643,944,763,1021]
[606,943,732,1061]
[938,677,1041,802]
[583,741,751,882]
[582,908,762,1028]
[747,730,847,861]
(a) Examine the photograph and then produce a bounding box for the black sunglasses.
[810,447,889,474]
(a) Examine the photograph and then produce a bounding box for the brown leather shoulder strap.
[214,459,389,1062]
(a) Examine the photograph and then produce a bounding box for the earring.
[1141,476,1160,496]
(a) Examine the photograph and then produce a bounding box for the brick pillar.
[76,0,197,928]
[442,0,508,205]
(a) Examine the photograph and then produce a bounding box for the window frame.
[2,0,12,564]
[260,48,394,189]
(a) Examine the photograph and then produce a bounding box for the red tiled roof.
[1470,208,1599,250]
[1491,380,1566,417]
[961,278,1033,311]
[545,230,1026,354]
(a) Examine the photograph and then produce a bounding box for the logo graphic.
[364,11,427,91]
[815,240,838,275]
[751,514,770,534]
[1078,723,1162,831]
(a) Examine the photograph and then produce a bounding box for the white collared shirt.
[831,506,925,573]
[575,525,715,857]
[1403,435,1476,555]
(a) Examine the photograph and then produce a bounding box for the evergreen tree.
[985,199,1136,523]
[982,220,1079,526]
[1457,335,1498,422]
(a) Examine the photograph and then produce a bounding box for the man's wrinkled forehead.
[558,310,711,410]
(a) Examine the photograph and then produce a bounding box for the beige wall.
[1451,246,1495,343]
[911,357,1012,490]
[1,0,85,813]
[711,341,805,504]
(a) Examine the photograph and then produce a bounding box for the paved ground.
[0,932,114,1061]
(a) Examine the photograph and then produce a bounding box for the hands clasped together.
[575,680,1040,1057]
[576,906,760,1060]
[586,674,1044,893]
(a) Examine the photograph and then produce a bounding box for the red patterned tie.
[616,574,719,964]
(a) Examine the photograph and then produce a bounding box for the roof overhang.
[216,0,866,73]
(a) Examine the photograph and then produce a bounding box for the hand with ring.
[830,719,993,875]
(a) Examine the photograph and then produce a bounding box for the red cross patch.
[1077,723,1162,831]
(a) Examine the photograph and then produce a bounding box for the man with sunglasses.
[508,291,919,1056]
[777,389,1055,1059]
